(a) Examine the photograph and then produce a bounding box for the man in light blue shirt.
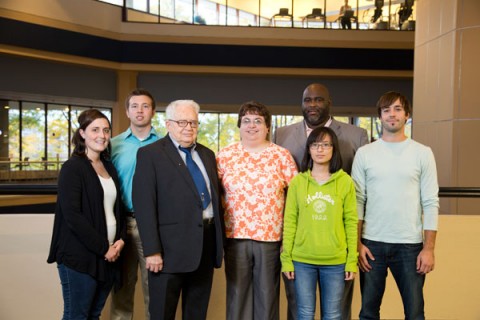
[352,91,439,320]
[110,88,159,320]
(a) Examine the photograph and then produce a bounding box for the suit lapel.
[294,121,307,148]
[196,147,209,176]
[330,119,343,139]
[195,145,219,200]
[196,146,214,180]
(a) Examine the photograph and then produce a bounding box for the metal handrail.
[0,185,479,197]
[0,184,58,195]
[0,160,63,170]
[438,187,480,198]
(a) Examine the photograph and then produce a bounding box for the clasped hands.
[104,239,125,262]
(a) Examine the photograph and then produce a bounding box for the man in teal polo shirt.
[110,88,159,320]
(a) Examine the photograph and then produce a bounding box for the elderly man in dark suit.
[133,100,223,320]
[273,83,368,320]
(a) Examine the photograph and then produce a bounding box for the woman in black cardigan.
[48,109,125,320]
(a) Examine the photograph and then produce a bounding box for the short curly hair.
[237,101,271,129]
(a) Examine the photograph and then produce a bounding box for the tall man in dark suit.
[273,83,369,320]
[132,100,224,320]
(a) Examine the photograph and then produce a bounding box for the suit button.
[198,223,203,227]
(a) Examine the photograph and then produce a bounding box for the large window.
[152,112,240,152]
[0,99,411,184]
[4,101,19,161]
[109,0,417,30]
[47,104,70,163]
[21,102,45,166]
[176,0,194,23]
[150,112,403,152]
[0,98,112,182]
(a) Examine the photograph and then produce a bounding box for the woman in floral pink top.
[217,101,298,320]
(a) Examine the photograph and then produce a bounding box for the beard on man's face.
[302,104,330,127]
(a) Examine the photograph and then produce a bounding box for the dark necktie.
[179,146,211,210]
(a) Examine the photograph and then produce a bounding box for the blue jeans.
[359,239,425,320]
[58,263,113,320]
[293,261,345,320]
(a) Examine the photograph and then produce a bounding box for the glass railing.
[97,0,417,30]
[0,159,64,183]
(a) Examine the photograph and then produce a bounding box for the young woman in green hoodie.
[281,127,358,320]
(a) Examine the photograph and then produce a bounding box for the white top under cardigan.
[99,175,117,244]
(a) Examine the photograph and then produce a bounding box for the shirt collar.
[124,127,158,141]
[304,117,332,137]
[168,134,197,151]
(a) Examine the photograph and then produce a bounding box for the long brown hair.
[71,109,111,160]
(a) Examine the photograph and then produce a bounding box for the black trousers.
[148,223,216,320]
[341,17,352,29]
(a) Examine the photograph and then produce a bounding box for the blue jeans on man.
[293,261,345,320]
[359,239,425,320]
[58,263,114,320]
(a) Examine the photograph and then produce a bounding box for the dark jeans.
[57,263,113,320]
[359,239,425,320]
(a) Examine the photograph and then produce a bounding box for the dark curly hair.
[237,101,272,129]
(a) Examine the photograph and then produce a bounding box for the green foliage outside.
[5,107,412,166]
